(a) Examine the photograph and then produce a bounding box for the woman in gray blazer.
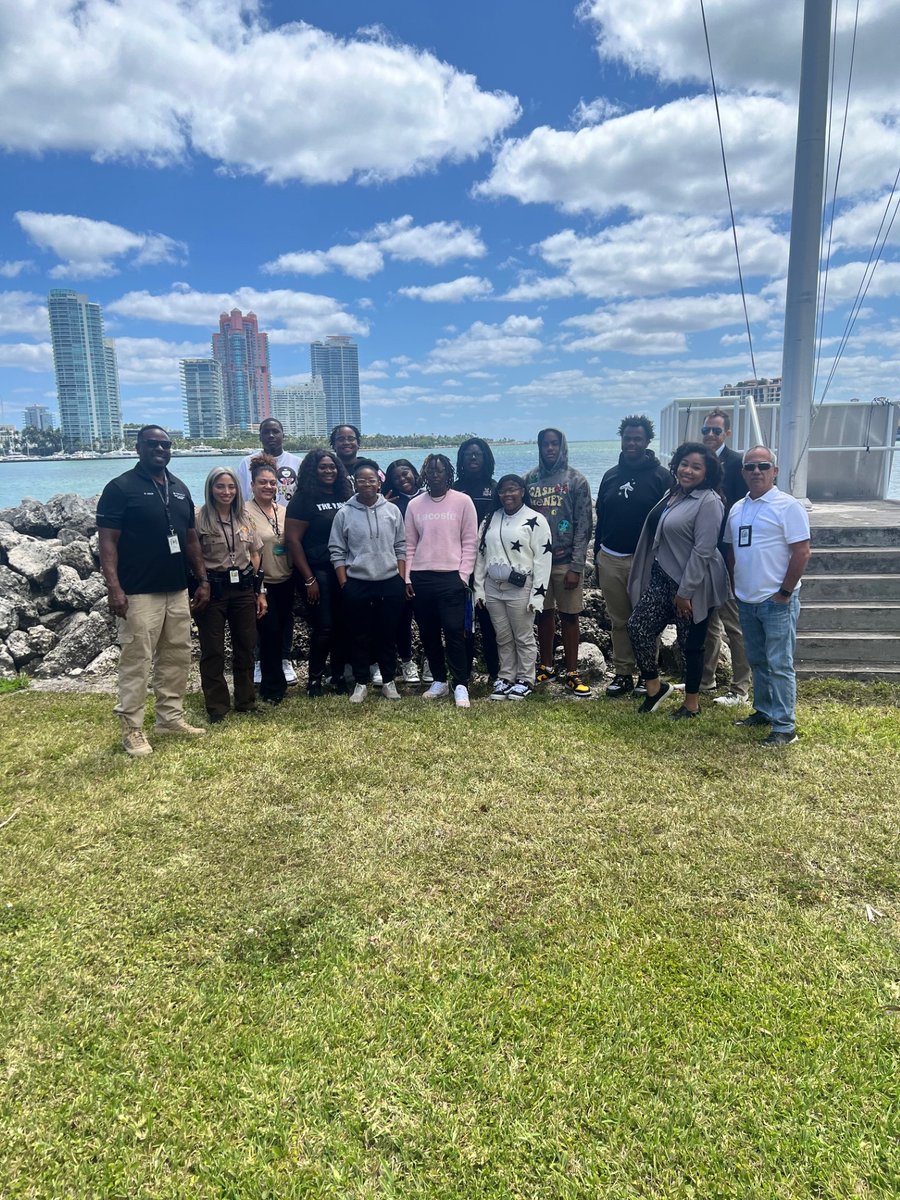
[626,443,729,719]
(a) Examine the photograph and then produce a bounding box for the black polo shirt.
[96,464,196,594]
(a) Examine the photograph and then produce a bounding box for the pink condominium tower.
[212,309,272,431]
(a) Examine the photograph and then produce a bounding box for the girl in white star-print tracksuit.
[473,474,553,693]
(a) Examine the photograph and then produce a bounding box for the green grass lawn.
[1,681,898,1199]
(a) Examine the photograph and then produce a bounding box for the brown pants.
[701,594,751,695]
[114,590,192,728]
[596,550,636,676]
[195,586,258,717]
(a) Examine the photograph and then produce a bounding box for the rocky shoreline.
[0,493,697,691]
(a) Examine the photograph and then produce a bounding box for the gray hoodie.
[328,493,406,581]
[522,428,593,573]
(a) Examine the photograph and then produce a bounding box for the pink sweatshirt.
[404,490,478,581]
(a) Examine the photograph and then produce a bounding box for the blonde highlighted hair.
[196,465,246,537]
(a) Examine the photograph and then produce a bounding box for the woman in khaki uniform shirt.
[244,455,292,706]
[194,466,265,722]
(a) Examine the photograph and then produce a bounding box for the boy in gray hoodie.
[523,428,593,696]
[328,466,407,700]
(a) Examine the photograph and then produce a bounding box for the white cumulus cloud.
[0,291,49,336]
[15,212,185,279]
[0,261,32,279]
[0,2,520,185]
[369,216,487,264]
[422,314,543,374]
[398,276,493,303]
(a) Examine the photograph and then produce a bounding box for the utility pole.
[779,0,833,500]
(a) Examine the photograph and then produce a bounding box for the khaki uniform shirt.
[245,502,291,584]
[196,508,261,572]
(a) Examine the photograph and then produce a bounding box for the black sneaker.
[605,674,634,698]
[760,730,799,747]
[734,711,771,728]
[637,681,672,714]
[331,677,349,695]
[670,704,700,720]
[634,677,648,696]
[307,677,324,698]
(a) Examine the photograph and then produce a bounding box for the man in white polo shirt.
[724,445,811,746]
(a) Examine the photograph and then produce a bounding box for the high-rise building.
[272,376,328,441]
[23,404,53,430]
[310,336,360,432]
[212,309,271,431]
[720,377,782,405]
[47,289,124,450]
[181,359,227,440]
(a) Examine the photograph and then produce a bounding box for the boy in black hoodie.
[593,415,672,697]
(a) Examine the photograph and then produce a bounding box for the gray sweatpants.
[484,576,537,685]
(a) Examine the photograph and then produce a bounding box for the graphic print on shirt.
[528,482,570,516]
[618,480,635,499]
[276,466,298,502]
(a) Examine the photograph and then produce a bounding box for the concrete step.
[796,632,900,665]
[798,602,900,632]
[797,663,900,681]
[807,547,900,573]
[802,574,900,601]
[812,524,900,548]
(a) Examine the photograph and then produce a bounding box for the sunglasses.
[142,438,172,450]
[742,462,774,472]
[701,425,725,436]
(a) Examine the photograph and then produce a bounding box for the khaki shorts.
[542,563,584,614]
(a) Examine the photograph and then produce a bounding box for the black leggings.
[627,561,711,693]
[257,577,294,701]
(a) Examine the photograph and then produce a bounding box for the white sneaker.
[282,659,297,685]
[454,685,471,709]
[400,659,420,684]
[253,661,262,684]
[370,664,383,686]
[489,679,511,701]
[422,659,434,683]
[381,681,401,700]
[350,683,367,703]
[714,690,749,707]
[422,681,449,700]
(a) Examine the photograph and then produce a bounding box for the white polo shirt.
[724,487,810,603]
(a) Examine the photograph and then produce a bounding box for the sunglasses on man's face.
[701,425,725,436]
[742,462,774,472]
[142,438,172,450]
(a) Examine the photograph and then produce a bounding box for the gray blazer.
[628,488,730,623]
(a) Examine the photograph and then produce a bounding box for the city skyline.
[2,2,899,440]
[46,289,123,449]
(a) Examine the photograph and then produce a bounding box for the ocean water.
[0,441,898,509]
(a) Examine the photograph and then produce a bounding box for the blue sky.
[2,0,899,439]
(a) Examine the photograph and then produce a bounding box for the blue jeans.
[737,593,800,733]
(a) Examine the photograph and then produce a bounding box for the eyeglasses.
[742,462,774,472]
[142,438,172,450]
[701,426,725,436]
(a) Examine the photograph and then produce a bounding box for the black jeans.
[627,561,711,693]
[257,577,294,701]
[342,574,406,684]
[410,570,470,688]
[303,565,347,683]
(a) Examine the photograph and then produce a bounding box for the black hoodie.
[593,450,672,556]
[453,438,497,526]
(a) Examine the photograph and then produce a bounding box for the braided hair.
[420,453,455,493]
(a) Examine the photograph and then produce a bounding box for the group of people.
[97,412,811,756]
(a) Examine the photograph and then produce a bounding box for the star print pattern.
[472,505,554,615]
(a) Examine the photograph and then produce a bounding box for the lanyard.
[253,500,280,537]
[151,473,175,536]
[217,512,237,566]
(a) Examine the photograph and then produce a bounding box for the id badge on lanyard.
[738,526,752,547]
[167,533,181,554]
[229,568,240,584]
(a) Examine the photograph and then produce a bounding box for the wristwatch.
[778,587,792,597]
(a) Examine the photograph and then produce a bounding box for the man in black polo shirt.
[97,425,209,757]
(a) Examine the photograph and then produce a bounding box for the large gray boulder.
[52,564,106,611]
[0,644,16,679]
[44,493,98,537]
[6,537,60,585]
[577,641,607,677]
[57,539,95,577]
[0,498,56,537]
[0,527,21,553]
[34,611,114,677]
[0,564,30,601]
[0,598,19,639]
[6,625,56,667]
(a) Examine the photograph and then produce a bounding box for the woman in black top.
[285,449,352,696]
[383,459,424,681]
[453,437,500,682]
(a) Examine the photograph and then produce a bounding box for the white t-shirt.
[236,450,302,504]
[724,487,810,603]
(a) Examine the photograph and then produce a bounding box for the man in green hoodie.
[523,428,593,696]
